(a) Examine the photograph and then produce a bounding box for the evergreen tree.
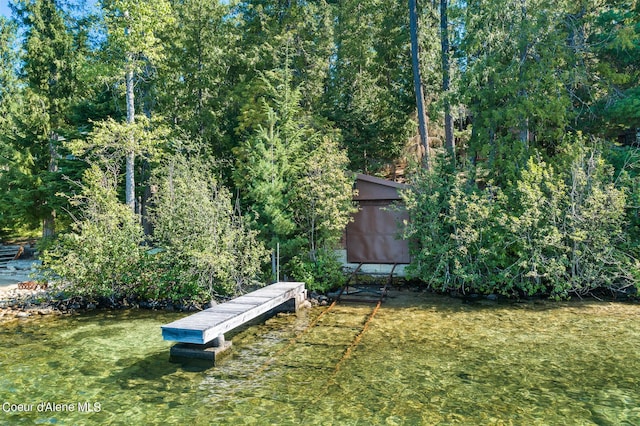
[234,0,334,111]
[1,0,82,237]
[325,0,418,174]
[440,0,454,156]
[0,17,21,236]
[588,0,640,138]
[233,64,355,281]
[233,69,308,256]
[99,0,173,213]
[459,0,574,182]
[158,0,235,159]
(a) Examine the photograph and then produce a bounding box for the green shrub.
[562,150,634,295]
[507,156,568,296]
[511,147,636,297]
[403,143,640,299]
[41,165,144,299]
[288,248,345,293]
[119,251,207,303]
[149,155,269,299]
[402,158,505,294]
[42,155,271,303]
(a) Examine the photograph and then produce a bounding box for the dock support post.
[296,290,307,310]
[212,334,225,347]
[274,289,307,313]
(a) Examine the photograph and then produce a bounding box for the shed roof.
[353,173,409,201]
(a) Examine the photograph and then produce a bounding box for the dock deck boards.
[161,282,306,345]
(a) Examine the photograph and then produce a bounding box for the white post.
[276,242,280,282]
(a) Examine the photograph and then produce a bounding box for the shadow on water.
[109,351,182,382]
[104,346,220,389]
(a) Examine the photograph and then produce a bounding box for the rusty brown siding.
[345,174,411,264]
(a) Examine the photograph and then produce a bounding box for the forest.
[0,0,639,303]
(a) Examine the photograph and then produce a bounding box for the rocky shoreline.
[0,285,58,319]
[0,286,216,320]
[3,283,635,322]
[0,284,331,322]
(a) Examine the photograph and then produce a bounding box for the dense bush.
[288,248,346,293]
[41,156,270,302]
[40,165,145,299]
[120,251,208,303]
[149,155,269,299]
[506,156,567,296]
[402,160,506,294]
[403,143,640,299]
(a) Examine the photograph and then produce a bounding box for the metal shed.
[345,174,411,265]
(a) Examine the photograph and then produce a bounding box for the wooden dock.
[161,282,306,363]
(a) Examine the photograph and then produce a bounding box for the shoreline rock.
[0,283,382,322]
[0,286,259,321]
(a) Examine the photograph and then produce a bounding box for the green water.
[1,291,639,425]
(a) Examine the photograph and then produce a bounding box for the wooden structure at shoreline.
[338,174,410,277]
[161,282,307,364]
[346,174,410,265]
[0,245,23,269]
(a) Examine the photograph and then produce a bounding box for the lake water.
[0,290,639,425]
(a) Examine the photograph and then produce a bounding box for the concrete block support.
[169,340,233,365]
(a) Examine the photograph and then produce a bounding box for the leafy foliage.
[149,155,269,298]
[5,0,640,301]
[101,0,174,70]
[234,66,356,287]
[288,248,346,293]
[404,143,640,299]
[506,156,567,296]
[41,153,269,302]
[40,164,144,299]
[403,157,505,294]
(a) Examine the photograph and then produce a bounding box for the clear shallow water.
[1,291,639,425]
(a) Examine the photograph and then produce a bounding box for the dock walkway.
[161,282,306,363]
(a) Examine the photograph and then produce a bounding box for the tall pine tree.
[2,0,81,237]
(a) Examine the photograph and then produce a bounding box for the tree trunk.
[42,214,55,238]
[440,0,454,158]
[125,62,136,213]
[518,0,530,150]
[43,132,59,238]
[409,0,430,170]
[141,78,153,235]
